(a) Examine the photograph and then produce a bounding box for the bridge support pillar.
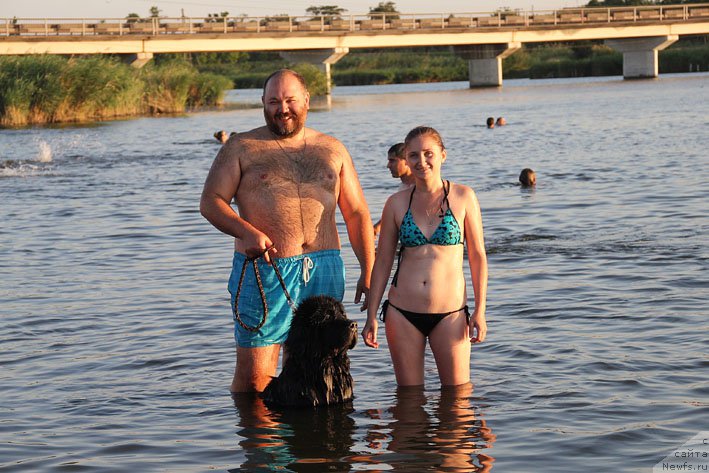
[606,35,678,79]
[453,42,521,87]
[279,48,350,94]
[123,52,154,68]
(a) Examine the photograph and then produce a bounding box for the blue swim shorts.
[228,249,345,348]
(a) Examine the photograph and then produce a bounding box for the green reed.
[188,72,233,107]
[212,62,329,95]
[0,55,232,126]
[660,44,709,73]
[140,61,197,114]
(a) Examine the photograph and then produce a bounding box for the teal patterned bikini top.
[399,180,462,247]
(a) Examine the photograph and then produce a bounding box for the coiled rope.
[232,247,295,332]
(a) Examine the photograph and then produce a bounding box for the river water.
[1,73,707,472]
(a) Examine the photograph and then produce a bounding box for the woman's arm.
[362,196,399,348]
[463,186,488,343]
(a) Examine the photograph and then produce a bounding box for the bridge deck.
[3,5,709,38]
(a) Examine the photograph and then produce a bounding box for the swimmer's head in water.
[519,168,536,187]
[214,130,228,143]
[262,69,310,138]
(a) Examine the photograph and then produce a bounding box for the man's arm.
[200,141,274,260]
[373,219,382,237]
[337,144,375,311]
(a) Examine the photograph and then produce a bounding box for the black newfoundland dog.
[261,295,357,408]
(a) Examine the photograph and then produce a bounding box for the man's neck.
[271,128,306,144]
[400,173,415,187]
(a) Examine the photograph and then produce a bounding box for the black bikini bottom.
[380,300,470,337]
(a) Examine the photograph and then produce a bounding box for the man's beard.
[265,110,306,138]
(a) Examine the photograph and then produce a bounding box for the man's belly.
[234,211,341,257]
[235,182,339,257]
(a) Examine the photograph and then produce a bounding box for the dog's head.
[285,295,357,361]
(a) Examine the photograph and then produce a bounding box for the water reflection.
[363,384,495,472]
[231,393,356,472]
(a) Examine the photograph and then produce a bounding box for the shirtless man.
[373,143,414,237]
[200,69,375,392]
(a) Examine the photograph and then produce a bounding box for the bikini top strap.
[407,185,416,211]
[442,179,451,213]
[409,180,449,213]
[391,246,404,286]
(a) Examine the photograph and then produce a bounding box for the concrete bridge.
[2,4,709,90]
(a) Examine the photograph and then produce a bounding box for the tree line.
[127,1,705,23]
[127,2,401,21]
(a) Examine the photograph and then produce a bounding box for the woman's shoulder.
[390,185,413,200]
[384,187,412,212]
[448,180,476,199]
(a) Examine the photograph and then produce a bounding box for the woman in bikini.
[362,126,488,386]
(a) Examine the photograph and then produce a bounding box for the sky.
[4,0,589,19]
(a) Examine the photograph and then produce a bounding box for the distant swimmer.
[495,117,506,126]
[214,130,237,144]
[519,168,536,187]
[373,143,414,237]
[486,117,495,129]
[214,130,228,143]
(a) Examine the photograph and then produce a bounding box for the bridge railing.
[3,4,709,37]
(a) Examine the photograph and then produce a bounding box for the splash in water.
[0,140,54,177]
[36,141,52,163]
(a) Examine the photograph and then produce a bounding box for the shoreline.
[3,69,707,129]
[0,55,232,128]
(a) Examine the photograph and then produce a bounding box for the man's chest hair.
[242,151,339,186]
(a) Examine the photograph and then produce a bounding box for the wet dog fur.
[261,295,357,408]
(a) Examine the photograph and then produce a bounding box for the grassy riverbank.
[2,39,705,126]
[0,56,231,127]
[195,58,329,94]
[193,37,709,88]
[332,39,709,84]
